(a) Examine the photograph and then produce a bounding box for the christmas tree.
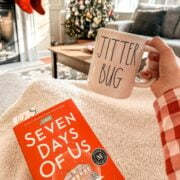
[65,0,115,39]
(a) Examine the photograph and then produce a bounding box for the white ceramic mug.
[88,28,157,99]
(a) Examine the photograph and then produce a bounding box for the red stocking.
[15,0,33,14]
[30,0,45,15]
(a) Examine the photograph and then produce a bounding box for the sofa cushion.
[130,10,166,36]
[161,7,180,39]
[174,17,180,39]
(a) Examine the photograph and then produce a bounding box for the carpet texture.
[0,73,30,116]
[10,61,87,81]
[0,74,167,180]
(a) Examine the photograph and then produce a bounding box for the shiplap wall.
[34,0,50,51]
[16,0,50,61]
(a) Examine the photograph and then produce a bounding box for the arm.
[139,37,180,179]
[154,89,180,180]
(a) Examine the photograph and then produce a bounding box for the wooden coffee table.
[49,42,93,78]
[49,42,148,79]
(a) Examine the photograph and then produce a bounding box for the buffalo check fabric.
[154,88,180,180]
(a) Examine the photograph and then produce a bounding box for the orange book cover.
[13,99,124,180]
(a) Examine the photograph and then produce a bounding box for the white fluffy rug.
[0,73,30,116]
[0,74,167,180]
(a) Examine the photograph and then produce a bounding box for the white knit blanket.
[0,76,167,180]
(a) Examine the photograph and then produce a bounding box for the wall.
[16,0,50,61]
[116,12,133,20]
[141,0,180,4]
[49,0,65,42]
[34,0,50,51]
[49,0,80,44]
[166,0,180,4]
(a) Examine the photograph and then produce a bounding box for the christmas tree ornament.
[75,11,79,16]
[15,0,33,14]
[30,0,45,15]
[88,29,93,36]
[80,25,84,29]
[79,0,84,5]
[72,7,76,12]
[92,23,97,28]
[80,17,84,22]
[75,19,80,26]
[85,17,90,22]
[80,4,85,10]
[85,0,90,4]
[90,7,93,12]
[86,11,92,19]
[108,10,113,16]
[93,17,101,25]
[66,13,71,19]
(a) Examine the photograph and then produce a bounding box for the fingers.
[139,56,159,80]
[139,67,159,80]
[139,70,152,80]
[148,52,159,62]
[147,56,159,71]
[146,37,174,54]
[146,37,179,72]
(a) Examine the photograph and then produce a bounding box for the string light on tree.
[65,0,115,39]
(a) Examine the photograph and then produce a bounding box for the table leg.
[51,52,58,78]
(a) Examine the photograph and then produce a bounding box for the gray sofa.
[106,3,180,57]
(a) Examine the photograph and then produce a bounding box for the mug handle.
[134,45,158,88]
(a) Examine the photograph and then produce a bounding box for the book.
[12,108,37,125]
[13,99,124,180]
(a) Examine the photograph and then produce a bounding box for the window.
[148,0,180,5]
[113,0,138,12]
[165,0,180,4]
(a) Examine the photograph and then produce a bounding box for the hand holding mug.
[140,37,180,98]
[88,28,158,99]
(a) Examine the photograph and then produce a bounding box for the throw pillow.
[174,17,180,39]
[132,3,166,20]
[130,10,167,36]
[161,7,180,39]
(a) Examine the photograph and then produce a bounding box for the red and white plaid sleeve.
[154,88,180,180]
